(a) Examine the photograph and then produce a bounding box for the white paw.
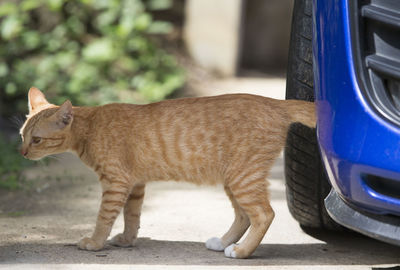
[110,233,137,247]
[205,237,224,251]
[224,244,237,258]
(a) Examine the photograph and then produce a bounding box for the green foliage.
[0,0,185,117]
[0,134,31,190]
[0,211,26,217]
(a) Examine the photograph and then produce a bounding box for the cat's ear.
[28,87,49,113]
[54,100,73,129]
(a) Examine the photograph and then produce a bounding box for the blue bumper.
[313,0,400,215]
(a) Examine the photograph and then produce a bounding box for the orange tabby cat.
[20,87,315,259]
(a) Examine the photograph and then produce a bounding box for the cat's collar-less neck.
[69,106,97,159]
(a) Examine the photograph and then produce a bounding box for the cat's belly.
[142,160,222,185]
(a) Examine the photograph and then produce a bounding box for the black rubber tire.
[285,0,314,102]
[284,0,340,230]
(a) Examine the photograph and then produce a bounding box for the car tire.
[284,0,340,230]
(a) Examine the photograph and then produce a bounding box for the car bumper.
[314,0,400,216]
[325,189,400,246]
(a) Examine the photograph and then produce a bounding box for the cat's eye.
[32,137,42,144]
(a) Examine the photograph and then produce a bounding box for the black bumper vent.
[352,0,400,125]
[363,174,400,200]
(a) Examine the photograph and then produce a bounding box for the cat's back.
[93,94,285,133]
[143,93,281,122]
[149,93,272,111]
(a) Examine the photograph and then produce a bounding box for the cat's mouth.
[22,152,42,161]
[27,156,42,161]
[20,146,42,160]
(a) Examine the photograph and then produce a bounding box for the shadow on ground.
[1,231,399,265]
[1,155,399,267]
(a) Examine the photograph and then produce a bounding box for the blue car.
[284,0,400,245]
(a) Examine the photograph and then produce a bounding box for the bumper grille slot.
[366,55,400,79]
[362,5,400,28]
[351,1,400,126]
[385,78,400,111]
[364,174,400,200]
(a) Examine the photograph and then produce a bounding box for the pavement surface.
[1,77,400,269]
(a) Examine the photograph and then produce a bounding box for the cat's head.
[20,87,74,160]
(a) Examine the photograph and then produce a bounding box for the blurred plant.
[0,133,31,190]
[0,0,184,117]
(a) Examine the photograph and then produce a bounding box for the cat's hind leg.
[111,183,146,247]
[205,186,250,251]
[224,174,274,259]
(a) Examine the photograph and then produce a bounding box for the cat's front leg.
[111,183,145,247]
[78,174,132,251]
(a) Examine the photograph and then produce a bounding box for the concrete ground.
[1,77,400,269]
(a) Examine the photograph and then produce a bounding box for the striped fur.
[20,87,315,258]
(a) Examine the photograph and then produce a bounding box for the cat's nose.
[20,147,28,157]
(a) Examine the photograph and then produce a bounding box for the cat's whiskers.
[9,114,25,130]
[47,155,64,162]
[37,159,47,168]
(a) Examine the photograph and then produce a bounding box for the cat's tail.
[284,100,316,128]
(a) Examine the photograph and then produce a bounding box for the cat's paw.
[110,233,137,247]
[78,237,104,251]
[224,244,237,258]
[205,237,224,251]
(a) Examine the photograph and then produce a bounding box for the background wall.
[183,0,243,76]
[184,0,294,76]
[239,0,294,74]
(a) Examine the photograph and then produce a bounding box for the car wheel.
[284,0,340,230]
